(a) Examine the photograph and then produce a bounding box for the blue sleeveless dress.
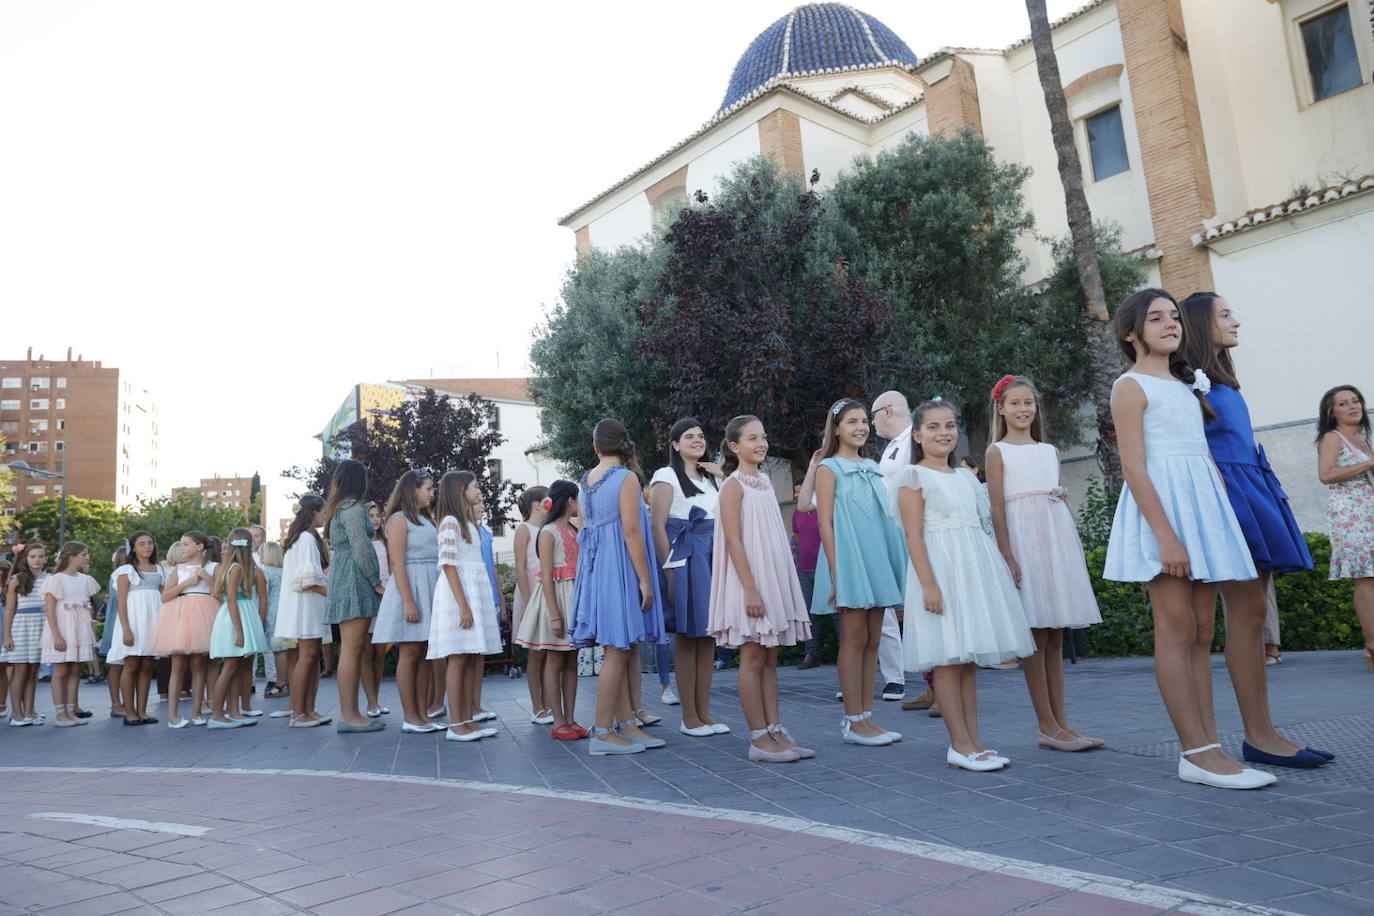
[810,456,906,614]
[1105,373,1257,583]
[371,514,439,643]
[1204,384,1312,572]
[570,465,667,650]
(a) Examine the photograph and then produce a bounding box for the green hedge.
[1081,532,1361,657]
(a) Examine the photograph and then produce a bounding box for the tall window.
[1,378,19,388]
[1086,106,1130,181]
[1301,5,1362,101]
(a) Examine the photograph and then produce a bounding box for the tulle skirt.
[150,594,218,655]
[40,605,96,663]
[1004,495,1102,629]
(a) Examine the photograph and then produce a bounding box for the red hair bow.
[540,497,554,512]
[990,374,1019,401]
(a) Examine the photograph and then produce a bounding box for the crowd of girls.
[3,289,1370,790]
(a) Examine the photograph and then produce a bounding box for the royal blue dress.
[570,465,668,650]
[1204,384,1313,572]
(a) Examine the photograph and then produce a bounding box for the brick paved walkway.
[2,649,1372,914]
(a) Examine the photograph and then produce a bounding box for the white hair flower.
[1191,369,1212,395]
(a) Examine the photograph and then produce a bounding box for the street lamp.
[4,459,67,545]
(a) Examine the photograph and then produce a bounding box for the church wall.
[798,118,871,189]
[684,121,762,201]
[1185,0,1374,224]
[869,108,929,154]
[588,192,652,252]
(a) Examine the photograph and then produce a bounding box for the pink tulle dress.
[707,471,812,649]
[993,442,1101,629]
[38,572,99,663]
[150,563,220,655]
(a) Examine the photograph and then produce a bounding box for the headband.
[230,538,249,547]
[990,375,1019,401]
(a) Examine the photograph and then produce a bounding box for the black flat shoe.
[140,717,159,725]
[74,709,93,719]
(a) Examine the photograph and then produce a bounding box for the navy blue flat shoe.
[1305,746,1335,761]
[1242,742,1326,768]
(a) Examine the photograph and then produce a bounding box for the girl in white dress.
[893,402,1035,772]
[511,486,551,724]
[986,375,1103,753]
[276,495,332,727]
[429,470,502,742]
[110,531,165,726]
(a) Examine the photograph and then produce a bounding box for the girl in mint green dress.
[811,399,906,747]
[207,530,269,728]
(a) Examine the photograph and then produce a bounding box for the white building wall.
[480,399,554,563]
[116,376,160,507]
[798,118,871,189]
[684,122,761,200]
[588,193,653,252]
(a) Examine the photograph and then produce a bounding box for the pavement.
[1,649,1372,915]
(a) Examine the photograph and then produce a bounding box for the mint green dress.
[810,457,906,614]
[209,563,268,659]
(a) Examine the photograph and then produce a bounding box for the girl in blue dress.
[1180,292,1329,769]
[812,399,906,746]
[570,418,668,756]
[1106,289,1271,790]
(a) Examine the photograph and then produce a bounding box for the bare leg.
[590,647,635,747]
[189,654,209,719]
[675,634,701,727]
[210,657,240,722]
[1022,629,1066,736]
[11,664,35,720]
[933,664,974,754]
[837,609,881,736]
[166,656,185,725]
[396,642,431,726]
[335,617,371,727]
[120,657,141,722]
[292,640,319,720]
[862,609,891,734]
[1221,574,1302,755]
[444,655,479,737]
[961,664,985,751]
[627,659,641,716]
[1150,576,1242,775]
[694,636,717,725]
[1354,578,1374,660]
[107,663,125,716]
[239,663,255,713]
[361,643,381,712]
[542,650,566,727]
[429,658,446,713]
[525,647,545,714]
[468,652,485,717]
[51,664,71,722]
[561,654,578,724]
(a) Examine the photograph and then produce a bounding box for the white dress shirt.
[878,425,913,477]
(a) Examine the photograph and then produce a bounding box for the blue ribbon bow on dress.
[664,506,714,635]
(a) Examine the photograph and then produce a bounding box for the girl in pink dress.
[709,415,813,763]
[39,541,100,727]
[986,375,1103,753]
[511,486,551,724]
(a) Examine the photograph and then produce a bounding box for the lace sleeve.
[885,465,923,518]
[289,537,326,592]
[344,504,381,587]
[437,516,460,568]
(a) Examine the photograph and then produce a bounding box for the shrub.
[1272,532,1362,651]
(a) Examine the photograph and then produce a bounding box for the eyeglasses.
[872,404,893,417]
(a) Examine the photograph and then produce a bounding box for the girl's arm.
[345,506,383,595]
[1318,431,1374,484]
[797,449,822,511]
[226,565,244,647]
[717,478,763,618]
[385,515,419,622]
[814,464,838,604]
[898,483,943,614]
[1113,379,1189,578]
[438,518,473,628]
[984,446,1021,587]
[255,568,269,622]
[2,580,17,651]
[512,524,532,603]
[44,592,66,653]
[648,480,676,608]
[159,567,188,602]
[619,473,654,610]
[116,571,134,646]
[537,529,565,638]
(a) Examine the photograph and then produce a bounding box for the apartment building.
[172,472,265,522]
[1,348,160,515]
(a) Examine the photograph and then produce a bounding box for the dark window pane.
[1302,6,1362,101]
[1087,106,1129,181]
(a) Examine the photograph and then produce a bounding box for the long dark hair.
[1316,385,1370,444]
[720,415,762,475]
[909,400,959,467]
[9,542,46,597]
[323,459,369,531]
[1178,292,1241,390]
[383,469,433,526]
[123,530,158,583]
[536,480,579,562]
[434,470,479,544]
[1115,288,1215,422]
[666,417,717,497]
[593,418,644,483]
[283,494,328,565]
[820,398,869,460]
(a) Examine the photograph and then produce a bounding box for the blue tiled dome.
[719,4,918,114]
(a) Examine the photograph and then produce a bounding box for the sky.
[0,0,1083,527]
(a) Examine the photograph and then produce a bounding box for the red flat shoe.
[550,724,579,741]
[569,722,589,738]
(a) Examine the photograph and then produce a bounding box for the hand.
[459,610,474,629]
[923,583,944,616]
[235,629,244,648]
[662,569,675,610]
[54,636,67,653]
[1002,554,1022,588]
[310,585,328,597]
[197,568,212,583]
[403,602,420,624]
[744,588,765,619]
[123,628,135,647]
[3,638,13,652]
[551,614,566,639]
[1159,535,1191,579]
[373,584,384,596]
[828,585,836,606]
[698,461,723,478]
[638,578,653,611]
[810,448,823,468]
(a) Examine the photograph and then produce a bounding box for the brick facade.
[923,56,984,136]
[1063,64,1125,102]
[1117,0,1215,294]
[756,109,805,178]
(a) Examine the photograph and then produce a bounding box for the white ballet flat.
[474,709,496,722]
[948,747,1005,771]
[190,718,207,727]
[1178,743,1275,789]
[530,709,554,725]
[841,714,894,746]
[679,722,715,737]
[446,720,484,742]
[238,709,263,718]
[402,722,439,734]
[167,719,189,730]
[708,722,731,735]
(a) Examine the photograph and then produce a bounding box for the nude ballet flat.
[749,728,800,763]
[1038,731,1094,752]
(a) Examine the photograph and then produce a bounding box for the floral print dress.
[1327,432,1374,579]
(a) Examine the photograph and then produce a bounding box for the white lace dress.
[891,466,1035,671]
[427,515,502,658]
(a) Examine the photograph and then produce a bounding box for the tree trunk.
[1025,0,1120,486]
